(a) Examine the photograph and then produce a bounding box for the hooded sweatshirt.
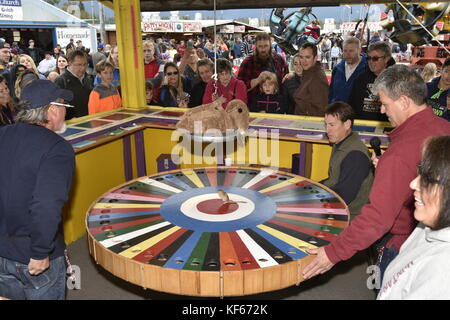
[378,224,450,299]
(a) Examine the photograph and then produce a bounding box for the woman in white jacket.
[378,135,450,300]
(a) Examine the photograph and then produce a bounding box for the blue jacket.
[0,123,75,264]
[426,76,450,121]
[328,54,367,104]
[233,42,243,58]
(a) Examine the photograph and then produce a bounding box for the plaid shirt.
[237,54,289,105]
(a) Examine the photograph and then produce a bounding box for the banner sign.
[220,24,235,33]
[142,22,175,32]
[142,21,203,33]
[56,27,93,50]
[183,22,202,33]
[0,0,23,21]
[340,21,382,32]
[234,25,245,33]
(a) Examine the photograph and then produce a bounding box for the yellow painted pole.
[113,0,146,109]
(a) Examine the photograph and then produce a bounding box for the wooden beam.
[114,0,146,109]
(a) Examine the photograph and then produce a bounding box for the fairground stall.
[66,0,403,296]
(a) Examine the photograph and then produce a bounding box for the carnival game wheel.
[86,167,349,297]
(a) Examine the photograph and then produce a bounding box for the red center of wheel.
[196,199,238,215]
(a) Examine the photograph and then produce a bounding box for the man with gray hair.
[303,64,450,285]
[0,80,75,300]
[348,41,393,121]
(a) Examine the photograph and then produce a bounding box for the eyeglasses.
[367,55,385,62]
[51,102,74,108]
[166,71,178,76]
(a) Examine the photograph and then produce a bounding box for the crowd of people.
[2,31,450,123]
[0,27,450,301]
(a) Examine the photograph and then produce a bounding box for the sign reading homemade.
[56,27,93,49]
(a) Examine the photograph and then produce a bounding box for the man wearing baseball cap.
[0,80,75,300]
[66,38,75,52]
[91,43,106,75]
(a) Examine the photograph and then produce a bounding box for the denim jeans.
[0,256,66,300]
[377,245,399,284]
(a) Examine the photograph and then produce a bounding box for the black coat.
[251,93,288,114]
[348,58,395,122]
[282,74,301,114]
[188,81,207,108]
[55,70,93,119]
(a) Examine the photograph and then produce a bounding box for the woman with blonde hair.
[15,54,45,98]
[421,62,438,83]
[95,45,120,86]
[283,53,302,114]
[17,54,45,78]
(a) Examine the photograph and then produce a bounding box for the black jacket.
[348,58,395,121]
[251,93,288,114]
[0,123,75,264]
[282,74,301,114]
[55,70,93,119]
[188,81,207,108]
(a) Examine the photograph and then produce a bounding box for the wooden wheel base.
[86,167,349,297]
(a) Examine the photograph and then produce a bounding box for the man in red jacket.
[303,64,450,282]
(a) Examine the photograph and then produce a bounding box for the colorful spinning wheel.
[86,167,349,297]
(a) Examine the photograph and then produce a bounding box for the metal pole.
[98,1,107,44]
[91,1,95,23]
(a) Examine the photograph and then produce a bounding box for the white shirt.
[345,62,358,81]
[331,46,341,58]
[37,57,56,74]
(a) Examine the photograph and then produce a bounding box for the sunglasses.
[367,55,385,62]
[166,71,179,76]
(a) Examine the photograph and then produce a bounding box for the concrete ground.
[66,234,377,300]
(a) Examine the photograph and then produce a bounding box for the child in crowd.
[146,81,157,105]
[88,60,122,115]
[250,71,287,114]
[202,58,247,109]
